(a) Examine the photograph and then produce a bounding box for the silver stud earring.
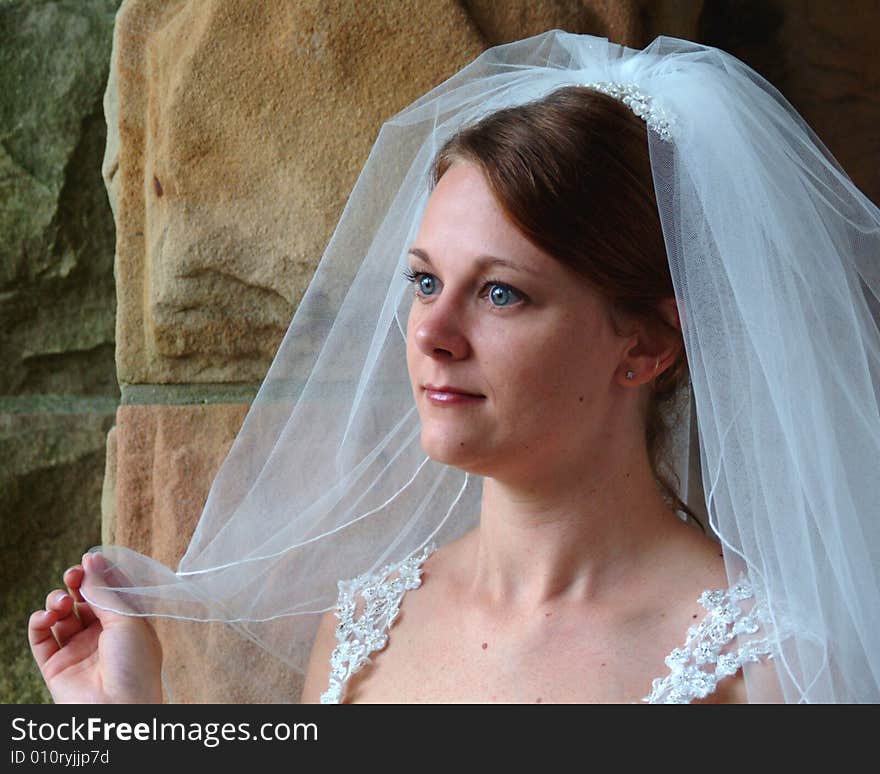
[625,370,635,380]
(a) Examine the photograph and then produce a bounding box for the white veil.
[81,31,880,703]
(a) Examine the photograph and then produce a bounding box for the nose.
[412,297,471,360]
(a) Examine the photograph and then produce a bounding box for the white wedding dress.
[320,544,776,704]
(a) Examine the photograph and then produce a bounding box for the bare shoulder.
[683,524,728,586]
[299,608,338,703]
[666,523,785,704]
[654,519,729,608]
[299,536,470,704]
[424,527,479,582]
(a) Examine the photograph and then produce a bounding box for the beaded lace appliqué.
[642,575,775,704]
[320,542,437,704]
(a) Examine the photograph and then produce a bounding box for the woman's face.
[405,161,634,481]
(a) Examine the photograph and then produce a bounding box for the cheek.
[405,324,417,385]
[498,330,604,417]
[488,335,566,410]
[405,305,418,359]
[405,305,430,397]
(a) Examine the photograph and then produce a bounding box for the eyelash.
[401,267,526,307]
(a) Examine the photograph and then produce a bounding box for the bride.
[28,31,880,704]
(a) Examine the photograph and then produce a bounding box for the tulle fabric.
[81,30,880,703]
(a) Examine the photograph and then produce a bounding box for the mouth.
[422,384,486,404]
[424,383,485,396]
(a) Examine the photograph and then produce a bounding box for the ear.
[617,297,682,387]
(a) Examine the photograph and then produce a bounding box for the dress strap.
[320,542,437,704]
[642,574,776,703]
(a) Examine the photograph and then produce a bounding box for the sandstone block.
[112,403,248,562]
[464,0,703,46]
[108,0,485,385]
[110,403,292,701]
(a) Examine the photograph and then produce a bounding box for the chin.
[419,427,484,471]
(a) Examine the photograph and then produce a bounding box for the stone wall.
[0,0,122,703]
[4,0,877,702]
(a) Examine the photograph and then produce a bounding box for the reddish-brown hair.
[430,86,700,530]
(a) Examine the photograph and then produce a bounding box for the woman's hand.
[28,553,163,704]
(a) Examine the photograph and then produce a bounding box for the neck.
[465,433,692,611]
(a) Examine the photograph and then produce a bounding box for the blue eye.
[488,284,515,306]
[402,267,525,308]
[402,267,439,298]
[403,266,437,296]
[485,281,522,307]
[419,274,437,296]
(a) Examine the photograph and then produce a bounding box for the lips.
[423,383,485,397]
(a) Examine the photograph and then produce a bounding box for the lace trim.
[320,542,437,704]
[641,576,775,704]
[321,544,774,704]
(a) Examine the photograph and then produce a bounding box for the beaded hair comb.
[583,81,675,141]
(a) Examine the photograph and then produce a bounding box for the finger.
[69,594,99,626]
[44,588,74,614]
[51,604,88,646]
[73,598,98,628]
[43,590,85,646]
[83,551,134,588]
[63,565,84,600]
[63,565,97,626]
[81,552,141,615]
[28,609,61,666]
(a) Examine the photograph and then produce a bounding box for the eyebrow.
[407,247,539,277]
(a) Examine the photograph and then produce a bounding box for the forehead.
[413,163,619,331]
[414,163,613,303]
[415,162,560,277]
